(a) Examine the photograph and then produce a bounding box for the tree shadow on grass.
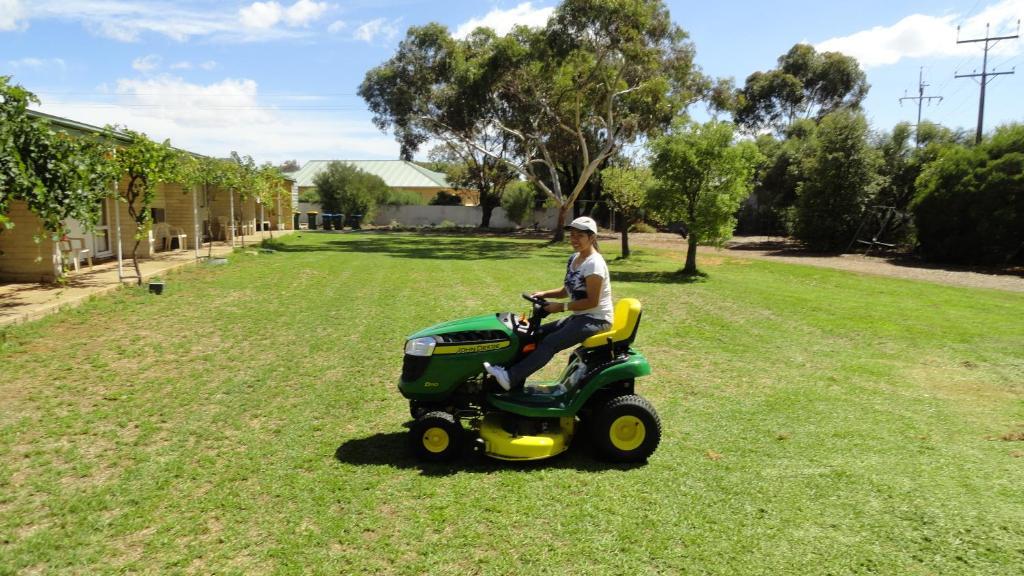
[611,270,709,285]
[334,430,646,477]
[263,234,560,262]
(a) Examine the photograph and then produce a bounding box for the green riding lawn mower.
[398,294,661,463]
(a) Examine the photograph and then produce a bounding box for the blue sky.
[3,0,1021,163]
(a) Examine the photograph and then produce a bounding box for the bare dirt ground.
[623,233,1024,293]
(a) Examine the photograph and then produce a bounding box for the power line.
[899,67,943,147]
[960,0,985,25]
[955,21,1020,144]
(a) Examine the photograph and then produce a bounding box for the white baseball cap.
[564,216,598,234]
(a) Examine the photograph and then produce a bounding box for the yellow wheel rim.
[609,415,646,451]
[422,427,450,453]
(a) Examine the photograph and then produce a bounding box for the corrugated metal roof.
[291,160,452,188]
[27,109,205,157]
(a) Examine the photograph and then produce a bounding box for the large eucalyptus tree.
[361,0,706,240]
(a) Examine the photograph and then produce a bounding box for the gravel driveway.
[623,233,1024,293]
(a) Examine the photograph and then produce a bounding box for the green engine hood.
[407,313,511,340]
[399,312,520,401]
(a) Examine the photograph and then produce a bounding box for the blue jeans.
[507,314,611,387]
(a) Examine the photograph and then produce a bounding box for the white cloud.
[239,0,327,29]
[0,0,28,31]
[354,18,398,43]
[32,75,399,162]
[170,60,218,71]
[131,54,162,72]
[240,1,283,29]
[815,0,1023,68]
[114,75,271,126]
[454,2,554,40]
[284,0,328,27]
[7,57,66,70]
[9,1,318,43]
[327,19,346,34]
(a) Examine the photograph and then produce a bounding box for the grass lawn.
[2,231,1022,575]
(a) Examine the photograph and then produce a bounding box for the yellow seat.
[582,298,642,348]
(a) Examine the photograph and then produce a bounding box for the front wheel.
[592,395,661,462]
[410,411,463,462]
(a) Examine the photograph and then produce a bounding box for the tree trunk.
[621,223,631,259]
[552,202,570,243]
[683,236,698,274]
[480,203,494,228]
[131,238,142,285]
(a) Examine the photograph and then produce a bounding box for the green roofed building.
[287,160,478,205]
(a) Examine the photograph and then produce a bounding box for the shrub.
[630,221,657,233]
[312,162,389,221]
[429,191,463,206]
[381,189,426,206]
[912,123,1024,264]
[501,181,536,226]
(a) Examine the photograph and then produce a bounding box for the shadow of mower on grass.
[334,429,646,477]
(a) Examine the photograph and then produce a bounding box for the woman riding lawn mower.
[398,293,661,463]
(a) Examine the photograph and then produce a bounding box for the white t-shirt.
[564,251,614,324]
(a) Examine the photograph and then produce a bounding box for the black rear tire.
[591,394,661,462]
[410,411,463,462]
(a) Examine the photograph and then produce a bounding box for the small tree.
[648,120,762,274]
[109,127,179,284]
[427,139,519,227]
[313,162,389,223]
[793,109,879,251]
[226,152,259,248]
[500,181,537,227]
[601,165,654,258]
[254,163,284,239]
[179,155,232,258]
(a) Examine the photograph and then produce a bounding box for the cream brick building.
[0,111,296,283]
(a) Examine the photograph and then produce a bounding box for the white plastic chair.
[59,237,93,272]
[167,225,188,251]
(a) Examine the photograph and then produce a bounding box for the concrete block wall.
[0,201,60,282]
[373,205,560,229]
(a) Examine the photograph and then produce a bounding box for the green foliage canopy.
[735,44,869,135]
[648,120,762,273]
[1,76,116,236]
[312,162,390,218]
[793,109,879,251]
[500,180,538,226]
[913,123,1024,264]
[361,0,706,236]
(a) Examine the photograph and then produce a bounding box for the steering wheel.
[520,293,551,332]
[521,293,547,306]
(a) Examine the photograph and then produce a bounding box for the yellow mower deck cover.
[480,415,576,461]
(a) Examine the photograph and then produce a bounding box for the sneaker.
[483,362,512,391]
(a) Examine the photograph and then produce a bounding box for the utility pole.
[899,67,943,147]
[955,21,1019,145]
